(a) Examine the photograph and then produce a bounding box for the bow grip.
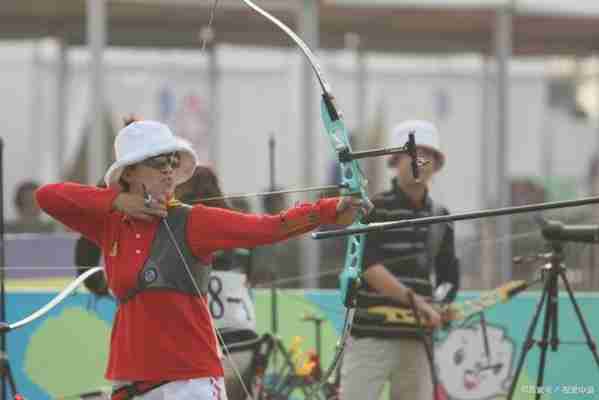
[340,272,360,308]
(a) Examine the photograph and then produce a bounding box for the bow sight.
[336,133,421,180]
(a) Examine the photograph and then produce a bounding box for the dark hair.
[176,166,230,209]
[96,178,107,189]
[74,178,110,298]
[123,114,142,127]
[14,180,40,210]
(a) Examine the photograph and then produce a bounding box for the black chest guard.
[118,205,212,304]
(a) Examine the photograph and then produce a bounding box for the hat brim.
[104,137,198,187]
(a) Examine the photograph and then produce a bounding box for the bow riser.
[320,96,368,309]
[340,234,365,307]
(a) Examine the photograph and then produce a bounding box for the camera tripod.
[507,241,599,400]
[0,350,21,400]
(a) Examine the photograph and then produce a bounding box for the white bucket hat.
[388,120,445,170]
[104,120,199,187]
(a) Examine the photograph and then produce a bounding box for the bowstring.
[196,2,256,398]
[161,218,254,399]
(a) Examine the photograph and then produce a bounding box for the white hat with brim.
[104,120,199,187]
[388,120,445,170]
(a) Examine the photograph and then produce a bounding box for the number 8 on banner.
[207,270,257,332]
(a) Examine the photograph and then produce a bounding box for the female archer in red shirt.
[36,119,366,399]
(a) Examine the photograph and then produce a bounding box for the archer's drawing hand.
[113,193,167,221]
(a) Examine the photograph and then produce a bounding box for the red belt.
[111,381,169,400]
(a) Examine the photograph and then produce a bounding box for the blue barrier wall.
[5,290,599,399]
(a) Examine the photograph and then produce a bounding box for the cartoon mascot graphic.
[435,324,515,400]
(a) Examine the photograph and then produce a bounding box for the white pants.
[340,337,432,400]
[114,377,228,400]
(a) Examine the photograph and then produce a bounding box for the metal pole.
[209,44,219,168]
[481,55,491,217]
[480,55,496,289]
[299,0,318,190]
[592,54,599,290]
[0,138,6,400]
[357,47,366,140]
[268,136,279,337]
[344,32,364,138]
[31,41,43,181]
[315,318,322,361]
[298,0,320,289]
[203,27,219,169]
[86,0,107,184]
[495,5,513,284]
[55,37,68,179]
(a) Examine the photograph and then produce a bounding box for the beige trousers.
[340,336,432,400]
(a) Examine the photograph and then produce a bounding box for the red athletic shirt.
[36,182,340,381]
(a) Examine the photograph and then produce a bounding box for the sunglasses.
[140,152,181,170]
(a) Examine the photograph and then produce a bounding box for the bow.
[199,2,421,396]
[0,267,103,333]
[238,0,371,394]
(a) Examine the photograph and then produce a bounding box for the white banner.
[207,270,256,332]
